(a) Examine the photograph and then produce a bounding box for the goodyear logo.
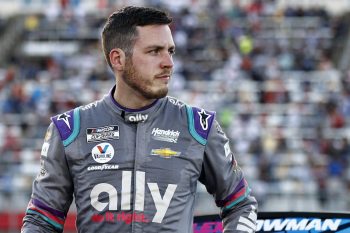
[151,148,181,158]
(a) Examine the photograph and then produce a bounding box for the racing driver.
[22,6,258,233]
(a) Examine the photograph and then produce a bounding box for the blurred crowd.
[1,0,350,213]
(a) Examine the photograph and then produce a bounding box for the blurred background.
[1,0,350,231]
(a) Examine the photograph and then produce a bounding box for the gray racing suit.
[22,86,258,233]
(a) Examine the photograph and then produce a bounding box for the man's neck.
[113,85,155,110]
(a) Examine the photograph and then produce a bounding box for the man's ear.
[109,48,126,71]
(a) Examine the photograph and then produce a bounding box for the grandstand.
[1,0,350,231]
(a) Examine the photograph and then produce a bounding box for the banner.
[193,212,350,233]
[4,211,350,232]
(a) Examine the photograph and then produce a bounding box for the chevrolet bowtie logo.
[151,148,181,158]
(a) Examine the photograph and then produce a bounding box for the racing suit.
[22,86,258,233]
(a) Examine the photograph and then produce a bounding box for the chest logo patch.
[92,143,114,163]
[151,148,181,158]
[151,128,180,143]
[86,125,119,143]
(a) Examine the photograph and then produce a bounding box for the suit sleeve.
[22,123,74,233]
[199,120,258,233]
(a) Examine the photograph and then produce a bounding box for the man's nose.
[160,53,174,69]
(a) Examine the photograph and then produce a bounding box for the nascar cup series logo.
[91,143,114,163]
[86,125,119,143]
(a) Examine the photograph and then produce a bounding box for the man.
[22,6,258,233]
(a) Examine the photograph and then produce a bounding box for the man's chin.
[144,89,168,99]
[153,90,168,99]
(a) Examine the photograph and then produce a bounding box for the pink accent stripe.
[28,204,64,225]
[223,185,247,207]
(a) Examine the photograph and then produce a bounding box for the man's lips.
[155,74,171,79]
[156,75,170,79]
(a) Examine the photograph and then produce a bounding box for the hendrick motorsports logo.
[151,128,180,143]
[86,125,119,143]
[91,143,114,163]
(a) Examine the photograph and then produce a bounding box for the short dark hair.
[102,6,172,69]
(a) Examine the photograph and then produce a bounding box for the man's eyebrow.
[144,45,175,50]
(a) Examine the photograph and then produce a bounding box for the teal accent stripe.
[223,187,251,212]
[27,209,63,230]
[63,108,80,147]
[186,106,207,145]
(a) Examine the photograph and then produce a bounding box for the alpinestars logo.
[151,128,180,143]
[57,113,71,129]
[198,109,211,130]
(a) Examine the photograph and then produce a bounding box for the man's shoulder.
[165,96,187,109]
[51,99,100,123]
[50,107,80,147]
[165,96,216,145]
[165,96,216,120]
[80,100,100,111]
[49,100,102,146]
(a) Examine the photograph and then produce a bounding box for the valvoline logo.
[91,143,114,163]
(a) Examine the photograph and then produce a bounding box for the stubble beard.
[122,58,169,100]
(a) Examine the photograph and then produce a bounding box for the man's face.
[121,25,175,100]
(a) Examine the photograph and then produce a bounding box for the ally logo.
[91,143,114,163]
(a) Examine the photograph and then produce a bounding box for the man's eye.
[169,50,176,55]
[150,50,160,55]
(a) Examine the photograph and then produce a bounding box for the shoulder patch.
[186,105,215,145]
[51,108,80,147]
